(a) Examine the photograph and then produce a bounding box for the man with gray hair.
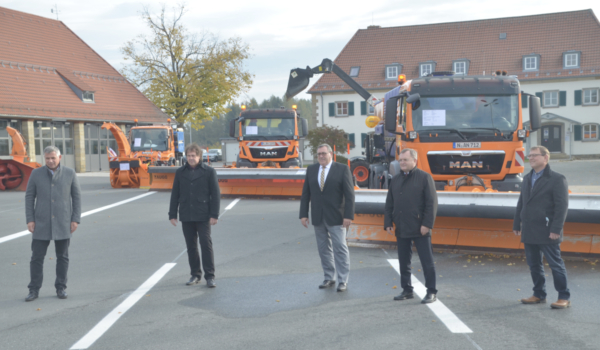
[25,146,81,301]
[300,143,355,292]
[385,148,438,303]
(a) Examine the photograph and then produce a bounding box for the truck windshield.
[130,129,169,151]
[411,95,519,133]
[242,118,295,140]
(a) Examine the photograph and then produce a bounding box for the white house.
[307,10,600,160]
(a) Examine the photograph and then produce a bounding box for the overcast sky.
[2,0,599,103]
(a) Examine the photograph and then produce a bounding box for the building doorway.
[541,125,562,153]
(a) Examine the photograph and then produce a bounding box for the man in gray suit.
[25,146,81,301]
[514,146,570,309]
[300,144,354,292]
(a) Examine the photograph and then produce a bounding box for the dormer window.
[82,91,94,103]
[385,64,402,80]
[419,61,436,76]
[563,51,581,68]
[452,59,470,75]
[523,54,540,71]
[349,67,360,77]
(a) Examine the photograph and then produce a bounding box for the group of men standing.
[24,143,571,310]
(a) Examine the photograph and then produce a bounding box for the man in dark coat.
[169,144,220,288]
[514,146,570,309]
[25,146,81,301]
[300,144,354,292]
[384,148,438,303]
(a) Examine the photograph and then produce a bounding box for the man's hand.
[549,232,560,240]
[301,217,309,228]
[210,218,218,225]
[420,226,430,235]
[70,222,78,234]
[513,230,521,236]
[27,222,35,233]
[170,219,177,227]
[343,219,352,230]
[386,227,394,236]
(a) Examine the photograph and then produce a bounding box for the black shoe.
[319,280,336,289]
[422,293,437,304]
[206,279,216,288]
[57,289,68,299]
[25,291,38,302]
[394,290,414,301]
[186,276,200,286]
[337,283,347,292]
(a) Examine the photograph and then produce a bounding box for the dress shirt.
[318,160,333,189]
[531,167,545,188]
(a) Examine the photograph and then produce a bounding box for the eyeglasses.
[527,154,542,158]
[317,152,329,156]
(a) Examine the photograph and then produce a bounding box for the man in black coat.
[169,144,220,288]
[514,146,570,309]
[384,148,438,303]
[300,144,355,292]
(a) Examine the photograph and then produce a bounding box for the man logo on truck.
[259,151,278,157]
[450,161,483,169]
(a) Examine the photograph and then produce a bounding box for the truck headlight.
[517,129,526,138]
[409,131,418,139]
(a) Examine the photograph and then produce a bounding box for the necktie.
[320,166,326,191]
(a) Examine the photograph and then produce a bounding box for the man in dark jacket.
[384,148,438,303]
[514,146,570,309]
[25,146,81,302]
[300,144,355,292]
[169,144,220,288]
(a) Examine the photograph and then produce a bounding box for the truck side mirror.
[385,96,400,133]
[300,118,308,137]
[229,120,236,138]
[529,96,541,131]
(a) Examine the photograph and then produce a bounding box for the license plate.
[453,142,481,148]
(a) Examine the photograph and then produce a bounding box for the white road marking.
[387,259,473,334]
[70,263,176,350]
[224,198,241,211]
[0,192,156,244]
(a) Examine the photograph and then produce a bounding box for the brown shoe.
[551,299,570,309]
[521,295,546,304]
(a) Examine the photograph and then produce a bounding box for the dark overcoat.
[169,163,220,222]
[384,167,437,238]
[299,162,355,226]
[513,164,569,244]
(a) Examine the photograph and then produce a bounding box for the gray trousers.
[313,222,350,283]
[28,239,70,292]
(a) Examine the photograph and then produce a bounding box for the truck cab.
[229,106,308,168]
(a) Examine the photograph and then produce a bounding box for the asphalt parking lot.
[1,160,599,350]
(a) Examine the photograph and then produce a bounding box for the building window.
[524,56,537,70]
[336,102,348,116]
[420,64,432,76]
[564,53,578,68]
[454,61,466,75]
[368,104,374,114]
[583,88,599,105]
[386,66,398,79]
[583,124,598,140]
[349,67,360,77]
[83,91,94,103]
[543,91,558,107]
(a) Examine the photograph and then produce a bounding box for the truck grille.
[427,153,505,175]
[249,147,289,159]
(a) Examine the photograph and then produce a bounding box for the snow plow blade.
[147,166,307,197]
[349,190,600,256]
[0,157,40,191]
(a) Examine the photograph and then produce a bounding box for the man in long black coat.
[384,148,438,303]
[169,144,220,288]
[514,146,570,309]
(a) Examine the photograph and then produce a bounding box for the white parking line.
[387,259,473,334]
[0,192,156,245]
[224,198,241,211]
[70,263,176,350]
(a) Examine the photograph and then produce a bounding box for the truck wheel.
[351,159,370,187]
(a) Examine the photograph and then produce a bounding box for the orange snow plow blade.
[349,190,600,256]
[0,126,41,191]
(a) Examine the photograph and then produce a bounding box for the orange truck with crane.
[0,126,41,191]
[285,58,600,255]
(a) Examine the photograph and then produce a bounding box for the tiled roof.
[308,10,600,94]
[0,7,168,123]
